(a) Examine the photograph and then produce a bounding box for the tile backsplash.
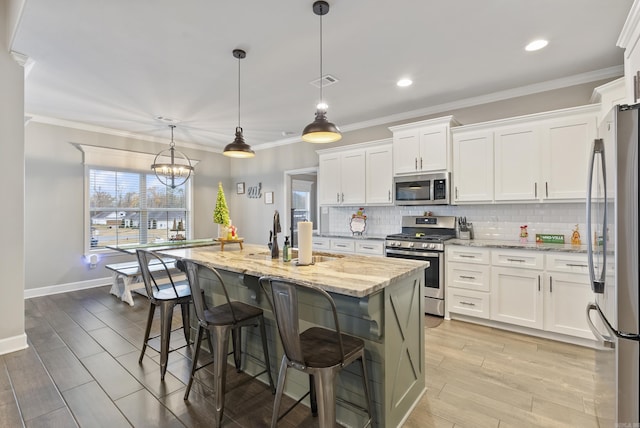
[322,203,587,242]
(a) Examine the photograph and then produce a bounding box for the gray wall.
[24,122,230,290]
[1,0,26,348]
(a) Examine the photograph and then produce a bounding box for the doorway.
[283,167,318,247]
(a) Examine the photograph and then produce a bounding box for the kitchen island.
[157,244,427,428]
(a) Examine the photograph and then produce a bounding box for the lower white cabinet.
[491,266,544,329]
[446,246,596,342]
[446,247,491,319]
[543,253,596,340]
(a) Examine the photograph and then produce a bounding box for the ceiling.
[11,0,633,153]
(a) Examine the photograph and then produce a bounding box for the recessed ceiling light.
[397,78,413,87]
[525,39,548,52]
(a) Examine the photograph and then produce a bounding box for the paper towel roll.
[298,221,313,265]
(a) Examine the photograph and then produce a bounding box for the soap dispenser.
[283,236,291,262]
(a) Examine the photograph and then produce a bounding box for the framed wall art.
[264,191,274,204]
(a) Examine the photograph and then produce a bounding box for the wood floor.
[2,286,604,427]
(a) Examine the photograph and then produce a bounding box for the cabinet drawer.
[446,246,490,264]
[545,253,589,274]
[312,238,331,251]
[447,263,491,292]
[330,239,355,253]
[355,241,384,256]
[447,288,490,319]
[492,250,543,270]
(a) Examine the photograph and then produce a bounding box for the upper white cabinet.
[452,130,494,203]
[318,150,365,205]
[389,116,459,175]
[494,125,540,201]
[451,104,599,204]
[365,144,393,205]
[541,114,597,200]
[317,139,392,206]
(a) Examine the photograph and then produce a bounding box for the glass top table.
[107,238,219,254]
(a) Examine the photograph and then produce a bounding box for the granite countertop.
[447,238,588,253]
[157,244,427,298]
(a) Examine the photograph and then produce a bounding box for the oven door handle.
[386,249,440,258]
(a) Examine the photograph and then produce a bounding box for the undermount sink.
[243,251,343,263]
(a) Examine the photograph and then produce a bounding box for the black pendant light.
[223,49,255,158]
[151,124,194,189]
[301,1,342,144]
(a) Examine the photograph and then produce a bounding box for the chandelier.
[151,124,194,188]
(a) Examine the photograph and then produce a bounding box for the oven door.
[385,248,443,299]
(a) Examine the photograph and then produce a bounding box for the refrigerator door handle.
[587,302,640,343]
[586,138,607,294]
[586,303,615,347]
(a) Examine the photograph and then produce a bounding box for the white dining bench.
[105,258,183,306]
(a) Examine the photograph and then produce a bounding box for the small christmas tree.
[213,182,230,226]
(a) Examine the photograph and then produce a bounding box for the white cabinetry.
[591,77,626,122]
[452,130,494,203]
[365,144,393,205]
[389,116,459,175]
[451,104,598,204]
[494,126,540,201]
[317,139,392,206]
[312,237,384,256]
[318,150,365,205]
[543,253,595,339]
[446,245,597,343]
[446,247,491,319]
[490,250,544,329]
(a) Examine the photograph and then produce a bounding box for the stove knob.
[421,243,428,248]
[408,242,414,248]
[430,243,436,249]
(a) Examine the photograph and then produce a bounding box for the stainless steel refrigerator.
[586,104,639,426]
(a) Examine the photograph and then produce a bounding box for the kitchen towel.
[298,221,313,265]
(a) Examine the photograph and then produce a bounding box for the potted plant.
[213,182,230,238]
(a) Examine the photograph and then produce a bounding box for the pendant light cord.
[319,6,323,108]
[237,54,241,128]
[169,124,175,148]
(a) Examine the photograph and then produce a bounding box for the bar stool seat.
[182,259,275,428]
[259,276,374,428]
[136,249,192,381]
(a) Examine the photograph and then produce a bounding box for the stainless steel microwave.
[394,172,450,205]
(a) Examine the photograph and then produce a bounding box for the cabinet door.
[366,145,393,204]
[544,273,596,339]
[340,151,366,205]
[494,126,540,201]
[318,154,342,205]
[393,129,420,174]
[541,116,596,200]
[452,131,494,202]
[418,126,448,172]
[491,267,543,329]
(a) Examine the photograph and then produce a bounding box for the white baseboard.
[0,333,28,355]
[24,277,111,299]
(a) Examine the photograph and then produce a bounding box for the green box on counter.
[535,234,565,244]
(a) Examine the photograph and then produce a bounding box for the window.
[89,167,191,249]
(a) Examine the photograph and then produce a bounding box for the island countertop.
[157,243,427,298]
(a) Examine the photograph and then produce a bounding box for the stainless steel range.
[385,215,457,316]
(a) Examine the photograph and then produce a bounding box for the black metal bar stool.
[182,259,275,428]
[136,249,192,380]
[259,276,374,428]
